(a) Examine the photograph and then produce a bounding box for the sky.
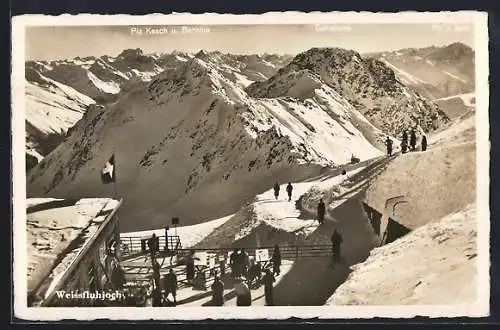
[25,24,475,61]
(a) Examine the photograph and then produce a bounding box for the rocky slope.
[27,50,388,232]
[365,42,475,118]
[247,47,449,137]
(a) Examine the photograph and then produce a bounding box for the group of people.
[274,182,294,201]
[151,261,179,307]
[400,129,427,154]
[385,128,428,157]
[148,244,283,307]
[228,245,282,306]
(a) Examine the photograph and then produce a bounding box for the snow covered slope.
[248,47,449,137]
[328,203,477,305]
[27,50,385,232]
[25,68,96,160]
[25,68,95,136]
[326,113,478,306]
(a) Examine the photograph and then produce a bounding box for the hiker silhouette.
[317,199,326,224]
[286,182,293,201]
[273,182,280,200]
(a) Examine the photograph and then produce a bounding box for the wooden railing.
[120,234,334,261]
[120,235,182,256]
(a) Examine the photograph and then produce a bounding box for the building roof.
[27,198,122,306]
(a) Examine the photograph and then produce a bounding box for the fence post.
[129,237,132,253]
[295,245,299,259]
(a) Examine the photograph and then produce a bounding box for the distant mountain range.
[365,42,475,117]
[25,49,293,162]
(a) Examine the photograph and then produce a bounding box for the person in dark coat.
[219,253,226,276]
[331,229,343,263]
[262,269,276,306]
[152,287,163,307]
[421,135,427,151]
[271,245,282,276]
[273,182,280,200]
[286,182,293,201]
[111,265,126,290]
[147,233,159,262]
[152,259,161,290]
[163,268,178,305]
[239,249,250,276]
[211,276,225,306]
[234,277,252,306]
[410,130,417,151]
[317,199,326,224]
[385,136,393,156]
[229,249,239,277]
[401,131,408,154]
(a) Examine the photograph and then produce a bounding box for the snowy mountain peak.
[118,48,145,59]
[248,47,448,136]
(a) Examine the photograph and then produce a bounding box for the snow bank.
[328,203,477,305]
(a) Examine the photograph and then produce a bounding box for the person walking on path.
[410,129,417,151]
[271,244,282,276]
[163,268,178,305]
[262,269,276,306]
[147,233,159,262]
[385,136,393,157]
[421,135,428,151]
[317,199,326,225]
[331,229,343,263]
[211,275,225,306]
[401,131,408,154]
[273,182,280,200]
[286,182,293,202]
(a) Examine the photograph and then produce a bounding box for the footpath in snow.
[121,156,383,249]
